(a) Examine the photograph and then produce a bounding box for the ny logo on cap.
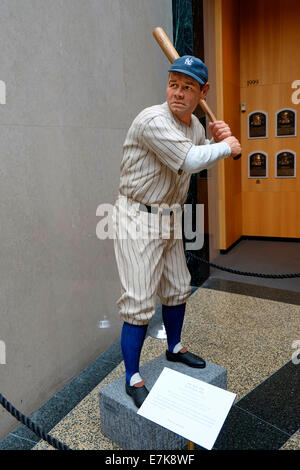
[184,57,193,66]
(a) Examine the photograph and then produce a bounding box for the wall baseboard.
[220,235,300,255]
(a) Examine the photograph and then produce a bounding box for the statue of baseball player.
[113,56,241,408]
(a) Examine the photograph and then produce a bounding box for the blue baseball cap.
[168,55,208,86]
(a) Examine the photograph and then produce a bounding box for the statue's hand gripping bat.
[153,27,241,160]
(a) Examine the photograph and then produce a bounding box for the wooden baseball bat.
[153,27,241,160]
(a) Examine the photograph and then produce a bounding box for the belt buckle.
[139,203,182,216]
[139,203,158,214]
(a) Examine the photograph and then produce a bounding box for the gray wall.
[0,0,172,439]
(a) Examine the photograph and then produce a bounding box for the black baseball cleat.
[166,349,206,368]
[125,382,149,408]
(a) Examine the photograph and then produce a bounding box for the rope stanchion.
[186,252,300,279]
[0,392,72,450]
[1,254,298,449]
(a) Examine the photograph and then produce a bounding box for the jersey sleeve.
[142,115,193,173]
[181,141,231,173]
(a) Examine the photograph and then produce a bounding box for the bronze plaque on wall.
[249,152,268,178]
[276,109,296,137]
[276,151,296,177]
[248,111,267,138]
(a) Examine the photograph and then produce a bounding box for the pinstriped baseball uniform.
[119,101,207,206]
[113,101,207,326]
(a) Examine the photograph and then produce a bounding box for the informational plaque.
[276,109,296,137]
[248,152,268,178]
[248,111,267,138]
[276,151,296,177]
[138,367,236,450]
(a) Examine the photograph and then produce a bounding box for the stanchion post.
[187,440,195,450]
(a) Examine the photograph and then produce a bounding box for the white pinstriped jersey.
[119,101,207,207]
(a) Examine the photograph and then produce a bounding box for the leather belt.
[139,204,182,216]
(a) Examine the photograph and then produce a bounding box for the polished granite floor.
[211,238,300,293]
[1,240,299,451]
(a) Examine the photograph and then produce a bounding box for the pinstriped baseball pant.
[113,195,191,326]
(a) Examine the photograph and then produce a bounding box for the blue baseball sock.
[121,322,148,385]
[162,303,186,353]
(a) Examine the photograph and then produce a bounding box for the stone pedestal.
[99,353,227,450]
